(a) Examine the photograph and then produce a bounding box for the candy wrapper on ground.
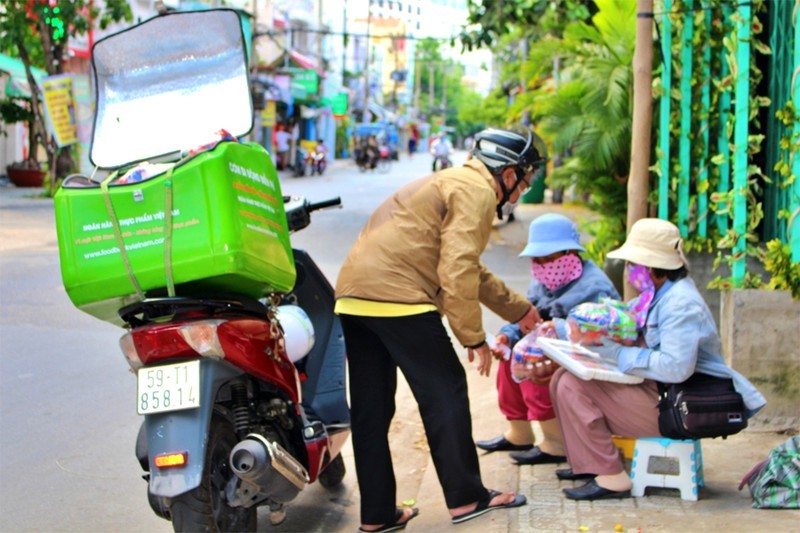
[510,324,558,383]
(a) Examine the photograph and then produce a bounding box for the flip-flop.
[358,507,420,533]
[451,489,527,525]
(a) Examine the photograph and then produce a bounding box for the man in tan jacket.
[335,128,548,531]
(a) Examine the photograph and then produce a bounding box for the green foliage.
[335,116,350,158]
[0,98,33,129]
[527,0,637,240]
[461,0,595,50]
[578,215,625,266]
[763,239,800,299]
[1,0,132,195]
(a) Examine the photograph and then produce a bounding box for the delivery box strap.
[100,171,145,300]
[163,166,176,297]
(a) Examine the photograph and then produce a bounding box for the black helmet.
[471,127,548,175]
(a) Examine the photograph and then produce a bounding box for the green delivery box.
[55,142,295,325]
[54,10,296,325]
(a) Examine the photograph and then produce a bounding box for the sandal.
[358,507,420,533]
[451,489,527,525]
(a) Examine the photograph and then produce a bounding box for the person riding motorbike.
[311,139,328,175]
[430,132,453,172]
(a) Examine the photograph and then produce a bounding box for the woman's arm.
[615,300,704,383]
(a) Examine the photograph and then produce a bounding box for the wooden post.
[625,0,655,300]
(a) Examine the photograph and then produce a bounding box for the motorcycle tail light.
[119,332,143,371]
[154,451,188,468]
[177,319,226,358]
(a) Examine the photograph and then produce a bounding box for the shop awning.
[0,53,46,98]
[265,49,326,78]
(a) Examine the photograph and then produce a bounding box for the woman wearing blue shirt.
[550,218,766,501]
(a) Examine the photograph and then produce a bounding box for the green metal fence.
[656,0,800,284]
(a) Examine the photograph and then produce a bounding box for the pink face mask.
[531,254,583,291]
[626,263,654,293]
[626,263,655,328]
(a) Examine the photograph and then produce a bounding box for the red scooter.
[123,196,350,532]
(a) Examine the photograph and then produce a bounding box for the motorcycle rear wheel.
[169,415,256,533]
[317,453,346,488]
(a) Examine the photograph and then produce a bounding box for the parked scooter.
[55,12,352,530]
[294,146,308,177]
[124,196,349,531]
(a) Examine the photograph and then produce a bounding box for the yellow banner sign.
[42,74,78,147]
[261,100,276,127]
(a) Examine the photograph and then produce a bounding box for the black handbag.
[656,372,748,439]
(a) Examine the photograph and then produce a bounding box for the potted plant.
[1,96,45,188]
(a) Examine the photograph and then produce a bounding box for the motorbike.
[124,196,350,531]
[294,147,308,177]
[432,154,453,172]
[356,145,379,173]
[377,145,391,173]
[310,150,327,176]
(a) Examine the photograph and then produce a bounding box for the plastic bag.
[739,436,800,509]
[509,324,558,383]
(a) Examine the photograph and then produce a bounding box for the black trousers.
[340,312,487,524]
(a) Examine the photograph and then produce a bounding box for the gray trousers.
[550,368,661,475]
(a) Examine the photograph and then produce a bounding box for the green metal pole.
[733,1,751,283]
[698,8,711,237]
[658,0,673,220]
[717,2,732,234]
[792,0,800,263]
[678,0,693,237]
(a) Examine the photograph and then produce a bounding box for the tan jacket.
[335,159,531,347]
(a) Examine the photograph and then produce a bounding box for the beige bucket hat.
[606,218,687,270]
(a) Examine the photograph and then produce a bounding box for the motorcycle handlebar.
[308,197,342,212]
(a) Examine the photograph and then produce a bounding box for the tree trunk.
[624,0,654,300]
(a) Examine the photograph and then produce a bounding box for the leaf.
[753,40,772,55]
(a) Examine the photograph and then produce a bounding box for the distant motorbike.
[356,146,379,173]
[310,151,327,176]
[432,154,453,172]
[377,145,391,173]
[294,147,308,177]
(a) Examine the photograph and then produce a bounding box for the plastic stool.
[630,438,704,500]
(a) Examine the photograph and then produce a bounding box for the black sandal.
[358,507,420,533]
[450,489,527,525]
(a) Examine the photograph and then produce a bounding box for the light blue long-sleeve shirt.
[613,277,766,414]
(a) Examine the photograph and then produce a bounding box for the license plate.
[137,360,201,415]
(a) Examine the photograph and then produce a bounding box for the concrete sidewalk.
[407,202,799,532]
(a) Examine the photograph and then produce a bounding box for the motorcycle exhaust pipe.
[230,433,309,504]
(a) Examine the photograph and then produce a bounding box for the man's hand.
[489,334,510,360]
[517,305,542,335]
[468,342,494,377]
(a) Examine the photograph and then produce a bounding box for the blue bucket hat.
[519,213,585,257]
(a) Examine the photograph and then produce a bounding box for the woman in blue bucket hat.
[476,213,619,468]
